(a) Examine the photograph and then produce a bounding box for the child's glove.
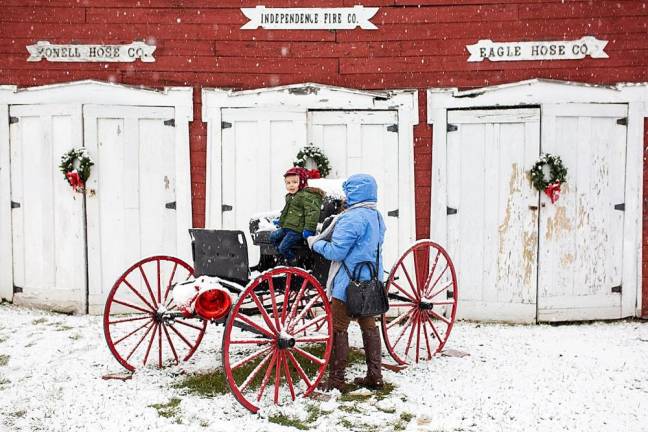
[272,218,280,227]
[302,230,315,239]
[307,236,319,250]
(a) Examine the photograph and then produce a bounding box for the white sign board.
[241,6,379,30]
[467,36,608,62]
[27,41,156,62]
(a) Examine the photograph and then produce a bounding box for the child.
[271,167,325,264]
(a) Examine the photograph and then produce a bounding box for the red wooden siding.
[1,2,647,294]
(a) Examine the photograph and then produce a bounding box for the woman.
[307,173,386,391]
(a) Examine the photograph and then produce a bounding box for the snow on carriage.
[102,188,458,413]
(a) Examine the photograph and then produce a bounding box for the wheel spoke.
[240,350,273,392]
[109,314,150,325]
[283,354,296,401]
[281,273,292,324]
[274,351,282,404]
[389,280,417,303]
[142,323,159,366]
[286,279,309,327]
[422,250,441,294]
[286,351,312,388]
[293,347,324,366]
[251,291,278,335]
[428,309,452,325]
[158,324,163,368]
[114,318,153,346]
[404,311,419,358]
[256,350,278,402]
[168,324,194,349]
[392,311,417,348]
[420,313,434,360]
[425,312,443,343]
[415,313,421,363]
[288,295,319,333]
[291,314,327,336]
[428,280,453,301]
[126,321,155,361]
[295,336,329,343]
[389,302,415,308]
[163,261,179,301]
[138,264,159,308]
[387,308,413,330]
[267,277,281,331]
[112,298,153,315]
[230,338,273,345]
[232,346,273,370]
[175,319,204,331]
[424,265,449,298]
[121,279,156,312]
[399,262,420,300]
[234,314,275,339]
[162,324,179,364]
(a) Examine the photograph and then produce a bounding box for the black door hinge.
[163,119,175,127]
[165,201,176,210]
[616,117,627,126]
[9,116,18,124]
[387,209,399,217]
[447,207,457,215]
[222,204,233,212]
[387,124,398,133]
[11,201,20,209]
[447,124,458,132]
[222,121,232,129]
[13,285,22,293]
[614,203,625,211]
[611,285,622,293]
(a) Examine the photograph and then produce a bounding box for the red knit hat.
[284,167,309,190]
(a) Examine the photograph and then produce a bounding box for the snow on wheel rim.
[381,241,458,365]
[103,256,207,371]
[222,267,332,414]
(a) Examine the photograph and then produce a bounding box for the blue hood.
[343,174,378,206]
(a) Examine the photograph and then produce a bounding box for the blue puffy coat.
[312,174,386,302]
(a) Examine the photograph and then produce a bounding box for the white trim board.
[427,78,648,319]
[202,83,419,253]
[0,80,194,307]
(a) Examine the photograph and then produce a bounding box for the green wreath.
[529,153,567,191]
[294,145,331,178]
[59,147,94,190]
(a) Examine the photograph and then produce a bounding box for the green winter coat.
[279,187,325,233]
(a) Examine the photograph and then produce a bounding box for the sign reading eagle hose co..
[467,36,608,62]
[241,6,379,30]
[26,41,156,62]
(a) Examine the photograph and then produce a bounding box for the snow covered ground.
[0,303,646,432]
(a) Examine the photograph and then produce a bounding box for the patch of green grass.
[0,336,7,344]
[31,318,47,325]
[339,382,395,403]
[148,397,182,418]
[174,370,229,396]
[68,334,81,341]
[268,413,310,430]
[10,410,26,418]
[305,404,321,423]
[340,418,354,429]
[0,377,10,386]
[394,412,414,431]
[0,354,9,366]
[375,382,395,400]
[340,404,362,414]
[54,323,73,332]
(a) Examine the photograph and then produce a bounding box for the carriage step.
[101,372,133,381]
[382,362,408,372]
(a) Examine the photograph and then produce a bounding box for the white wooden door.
[220,109,308,266]
[446,109,540,322]
[9,104,86,313]
[308,110,400,270]
[537,104,627,321]
[84,105,178,312]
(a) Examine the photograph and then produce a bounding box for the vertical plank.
[0,103,12,301]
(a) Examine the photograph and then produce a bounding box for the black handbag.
[342,215,389,318]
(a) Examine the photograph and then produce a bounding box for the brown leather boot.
[354,327,384,390]
[318,331,349,392]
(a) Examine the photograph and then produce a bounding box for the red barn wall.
[1,0,647,314]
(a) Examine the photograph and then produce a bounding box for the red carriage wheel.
[222,267,332,413]
[103,256,207,371]
[381,241,458,365]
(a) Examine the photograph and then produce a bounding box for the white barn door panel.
[221,109,308,266]
[308,111,400,270]
[9,104,86,313]
[538,104,627,321]
[446,109,540,322]
[84,105,178,312]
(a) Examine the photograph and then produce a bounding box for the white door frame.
[0,80,193,305]
[427,79,648,318]
[202,83,419,252]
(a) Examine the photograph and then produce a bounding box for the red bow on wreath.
[306,169,321,179]
[544,182,562,204]
[65,169,84,192]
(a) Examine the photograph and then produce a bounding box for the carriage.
[102,193,458,413]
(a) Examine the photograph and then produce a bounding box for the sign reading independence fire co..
[241,6,379,30]
[467,36,608,62]
[26,41,156,62]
